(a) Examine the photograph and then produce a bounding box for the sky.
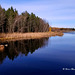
[0,0,75,28]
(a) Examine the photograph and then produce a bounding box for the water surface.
[0,32,75,75]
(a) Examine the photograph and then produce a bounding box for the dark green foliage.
[0,5,49,33]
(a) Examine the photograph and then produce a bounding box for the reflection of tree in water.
[0,37,49,64]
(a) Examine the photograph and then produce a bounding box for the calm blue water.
[0,32,75,75]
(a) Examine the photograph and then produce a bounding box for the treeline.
[51,27,75,32]
[0,5,49,33]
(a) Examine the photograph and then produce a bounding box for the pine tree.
[0,5,49,33]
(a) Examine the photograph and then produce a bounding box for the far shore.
[0,32,63,41]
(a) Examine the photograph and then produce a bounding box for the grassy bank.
[0,32,63,41]
[51,27,75,32]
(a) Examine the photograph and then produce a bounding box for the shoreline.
[0,32,63,41]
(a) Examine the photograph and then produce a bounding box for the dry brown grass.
[0,32,63,41]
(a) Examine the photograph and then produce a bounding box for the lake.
[0,32,75,75]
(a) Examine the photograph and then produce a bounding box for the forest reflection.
[0,37,49,64]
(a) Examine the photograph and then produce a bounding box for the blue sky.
[0,0,75,28]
